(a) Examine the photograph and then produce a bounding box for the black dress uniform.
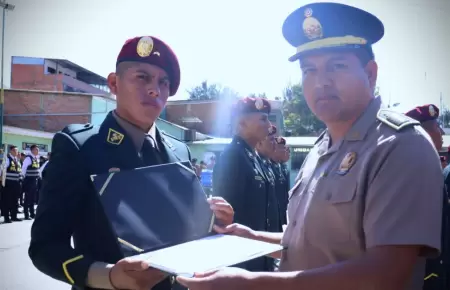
[23,154,40,219]
[29,36,187,290]
[269,161,289,225]
[1,154,22,222]
[212,97,281,272]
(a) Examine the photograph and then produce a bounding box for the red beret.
[116,36,180,96]
[233,97,271,116]
[405,104,439,123]
[268,125,277,136]
[275,137,286,145]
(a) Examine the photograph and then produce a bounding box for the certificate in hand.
[91,162,282,276]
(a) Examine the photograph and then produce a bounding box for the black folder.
[91,161,283,277]
[91,162,213,256]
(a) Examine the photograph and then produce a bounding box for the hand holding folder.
[91,162,282,278]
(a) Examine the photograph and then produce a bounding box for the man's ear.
[364,60,378,90]
[107,73,118,95]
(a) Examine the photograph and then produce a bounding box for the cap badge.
[255,98,264,110]
[337,152,357,175]
[429,105,436,117]
[303,8,323,40]
[107,128,124,145]
[136,36,154,57]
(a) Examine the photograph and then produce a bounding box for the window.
[47,67,56,74]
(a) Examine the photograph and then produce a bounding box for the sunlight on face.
[300,51,376,123]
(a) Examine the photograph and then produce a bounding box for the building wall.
[3,133,53,154]
[4,89,92,132]
[91,96,117,126]
[11,56,106,95]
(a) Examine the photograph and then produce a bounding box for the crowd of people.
[0,145,50,223]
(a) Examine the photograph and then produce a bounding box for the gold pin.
[337,152,357,175]
[303,7,323,40]
[136,36,154,57]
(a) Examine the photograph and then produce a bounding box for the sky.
[1,0,450,113]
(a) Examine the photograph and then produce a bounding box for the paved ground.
[0,211,67,290]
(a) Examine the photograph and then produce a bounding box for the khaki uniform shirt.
[112,110,157,151]
[279,98,443,290]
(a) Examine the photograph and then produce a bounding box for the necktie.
[141,135,161,165]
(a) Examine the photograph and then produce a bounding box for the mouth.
[140,98,160,108]
[316,95,339,103]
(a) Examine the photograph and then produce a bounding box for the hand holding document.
[91,162,282,277]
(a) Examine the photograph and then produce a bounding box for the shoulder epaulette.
[160,130,183,142]
[61,123,99,148]
[314,130,327,145]
[62,123,94,136]
[377,109,420,131]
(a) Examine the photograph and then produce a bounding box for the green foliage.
[282,84,326,136]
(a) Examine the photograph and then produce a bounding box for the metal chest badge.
[303,8,323,40]
[429,105,436,117]
[136,36,154,57]
[107,128,124,145]
[337,152,357,175]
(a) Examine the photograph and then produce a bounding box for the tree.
[187,81,240,101]
[248,93,268,99]
[282,84,326,136]
[439,108,450,128]
[187,81,221,100]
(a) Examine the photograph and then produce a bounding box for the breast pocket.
[305,177,358,245]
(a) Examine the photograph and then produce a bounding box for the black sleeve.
[28,132,95,288]
[212,149,247,224]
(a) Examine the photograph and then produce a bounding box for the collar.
[316,97,382,155]
[344,97,382,141]
[112,110,157,151]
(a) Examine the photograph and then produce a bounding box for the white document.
[128,234,283,277]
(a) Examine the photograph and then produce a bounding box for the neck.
[115,109,154,132]
[237,133,258,149]
[326,120,356,143]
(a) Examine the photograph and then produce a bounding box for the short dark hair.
[30,144,38,151]
[116,61,138,76]
[9,145,17,150]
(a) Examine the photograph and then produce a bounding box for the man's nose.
[148,84,160,98]
[314,71,332,89]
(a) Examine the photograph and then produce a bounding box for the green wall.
[3,133,52,153]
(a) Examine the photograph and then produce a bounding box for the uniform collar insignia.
[107,128,124,145]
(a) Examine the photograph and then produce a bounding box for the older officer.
[29,36,234,290]
[177,3,443,290]
[213,97,281,272]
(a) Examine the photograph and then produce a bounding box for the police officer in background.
[213,97,281,272]
[29,36,234,290]
[21,144,40,219]
[405,104,443,152]
[0,145,22,223]
[405,104,449,290]
[178,3,443,290]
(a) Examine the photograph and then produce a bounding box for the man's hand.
[109,258,167,290]
[213,223,256,239]
[176,267,253,290]
[208,196,234,226]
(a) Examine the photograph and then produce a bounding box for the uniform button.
[292,220,297,226]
